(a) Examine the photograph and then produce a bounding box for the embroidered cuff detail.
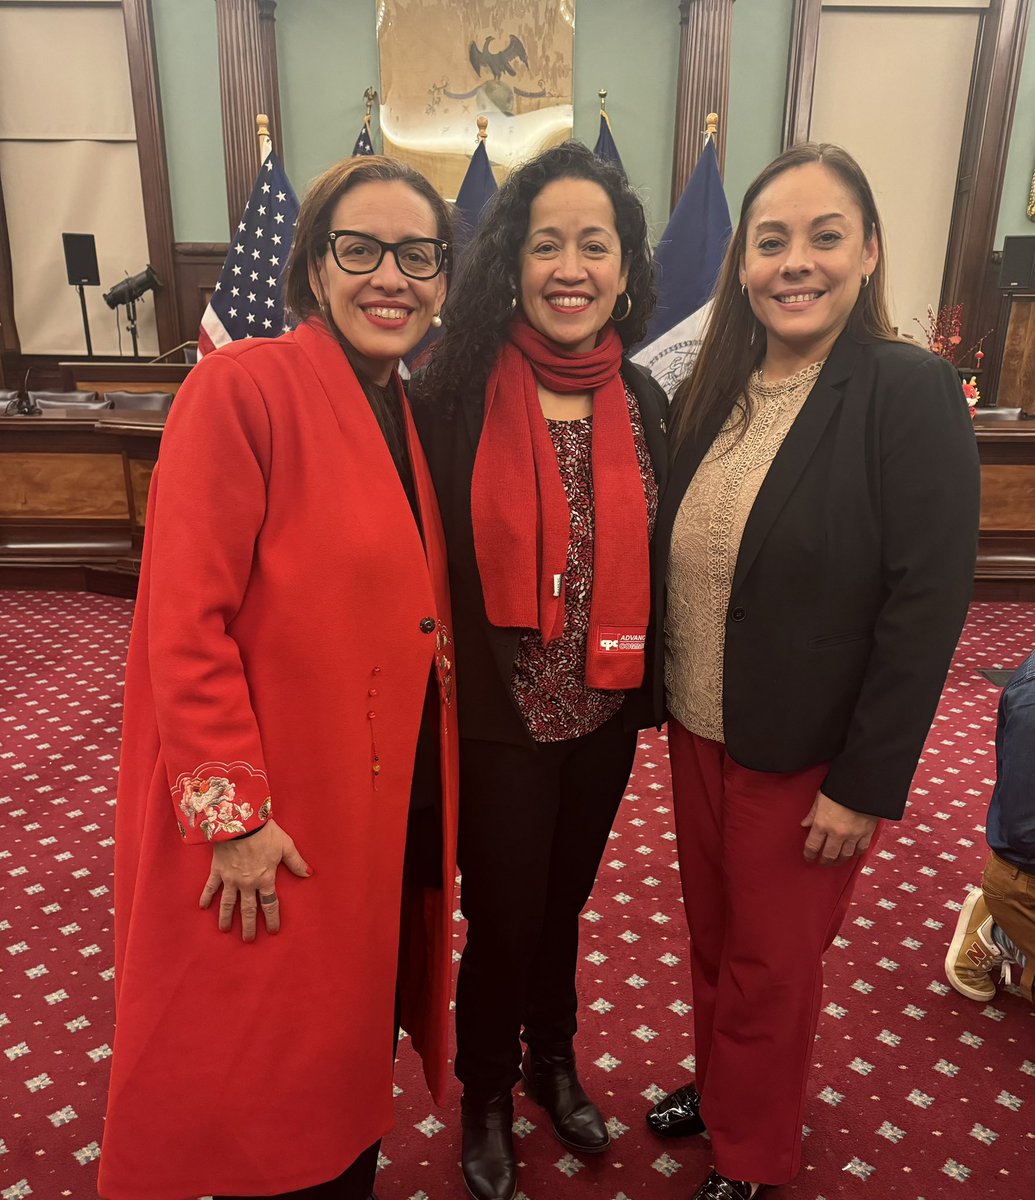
[173,761,271,843]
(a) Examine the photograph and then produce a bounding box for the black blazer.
[415,360,670,747]
[652,332,980,820]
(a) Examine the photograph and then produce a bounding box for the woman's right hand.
[200,818,312,941]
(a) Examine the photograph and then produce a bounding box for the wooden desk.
[0,410,162,595]
[60,359,191,397]
[2,408,1034,602]
[973,409,1035,600]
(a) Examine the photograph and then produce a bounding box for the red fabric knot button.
[368,688,378,697]
[372,666,382,674]
[367,710,376,719]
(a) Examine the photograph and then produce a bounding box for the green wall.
[995,9,1035,249]
[571,0,679,239]
[278,0,380,203]
[153,0,226,242]
[275,0,683,240]
[726,0,794,222]
[153,1,796,244]
[159,0,1035,258]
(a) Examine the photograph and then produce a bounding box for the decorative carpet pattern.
[1,591,1034,1200]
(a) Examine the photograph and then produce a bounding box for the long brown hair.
[669,143,897,452]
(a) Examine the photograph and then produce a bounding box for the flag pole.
[364,86,377,147]
[477,114,489,143]
[704,112,719,151]
[599,88,610,129]
[257,113,272,164]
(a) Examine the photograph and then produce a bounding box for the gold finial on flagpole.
[364,87,377,126]
[257,113,271,162]
[477,115,489,141]
[706,113,719,141]
[599,89,612,128]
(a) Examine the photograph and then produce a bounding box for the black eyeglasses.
[326,230,449,280]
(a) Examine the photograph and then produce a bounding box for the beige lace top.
[665,360,824,741]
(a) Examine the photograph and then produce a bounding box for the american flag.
[352,120,374,156]
[198,150,300,356]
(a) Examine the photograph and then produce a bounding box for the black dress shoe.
[461,1089,517,1200]
[646,1080,707,1138]
[691,1170,763,1199]
[520,1043,611,1154]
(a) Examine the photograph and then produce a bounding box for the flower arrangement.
[914,303,991,368]
[962,376,980,418]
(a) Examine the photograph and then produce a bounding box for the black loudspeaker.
[62,232,100,287]
[999,236,1035,292]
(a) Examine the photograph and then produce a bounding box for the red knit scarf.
[471,318,650,690]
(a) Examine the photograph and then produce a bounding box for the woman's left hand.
[801,791,880,865]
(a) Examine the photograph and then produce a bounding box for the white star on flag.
[198,149,299,355]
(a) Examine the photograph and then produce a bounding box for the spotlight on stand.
[103,264,161,359]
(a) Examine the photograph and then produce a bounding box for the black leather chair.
[28,390,112,411]
[106,390,175,414]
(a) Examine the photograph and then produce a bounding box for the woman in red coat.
[99,156,457,1200]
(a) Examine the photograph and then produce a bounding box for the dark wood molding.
[257,1,283,159]
[671,0,736,205]
[122,0,181,353]
[941,0,1033,404]
[783,0,821,149]
[215,0,277,234]
[0,166,20,390]
[173,242,229,346]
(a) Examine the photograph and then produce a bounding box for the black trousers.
[454,712,637,1092]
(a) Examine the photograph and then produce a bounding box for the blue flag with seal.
[631,138,731,398]
[593,112,626,177]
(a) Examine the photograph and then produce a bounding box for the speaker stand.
[75,283,94,357]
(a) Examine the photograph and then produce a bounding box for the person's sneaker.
[945,889,1006,1001]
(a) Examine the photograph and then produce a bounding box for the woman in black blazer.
[415,142,667,1200]
[644,145,980,1200]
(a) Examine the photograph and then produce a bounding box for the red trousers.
[669,721,876,1184]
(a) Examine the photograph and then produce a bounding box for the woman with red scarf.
[415,142,667,1200]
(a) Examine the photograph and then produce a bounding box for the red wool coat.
[99,320,459,1200]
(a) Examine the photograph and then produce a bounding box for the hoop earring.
[510,295,518,311]
[612,292,633,322]
[741,284,748,297]
[861,274,870,288]
[431,313,442,328]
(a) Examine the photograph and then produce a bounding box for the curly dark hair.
[416,141,656,416]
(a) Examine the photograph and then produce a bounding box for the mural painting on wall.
[376,0,575,198]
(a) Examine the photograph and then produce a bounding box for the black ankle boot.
[460,1089,517,1200]
[520,1042,610,1154]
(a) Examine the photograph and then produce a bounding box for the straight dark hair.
[285,154,452,323]
[669,143,897,453]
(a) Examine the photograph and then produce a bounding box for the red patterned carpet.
[1,591,1034,1200]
